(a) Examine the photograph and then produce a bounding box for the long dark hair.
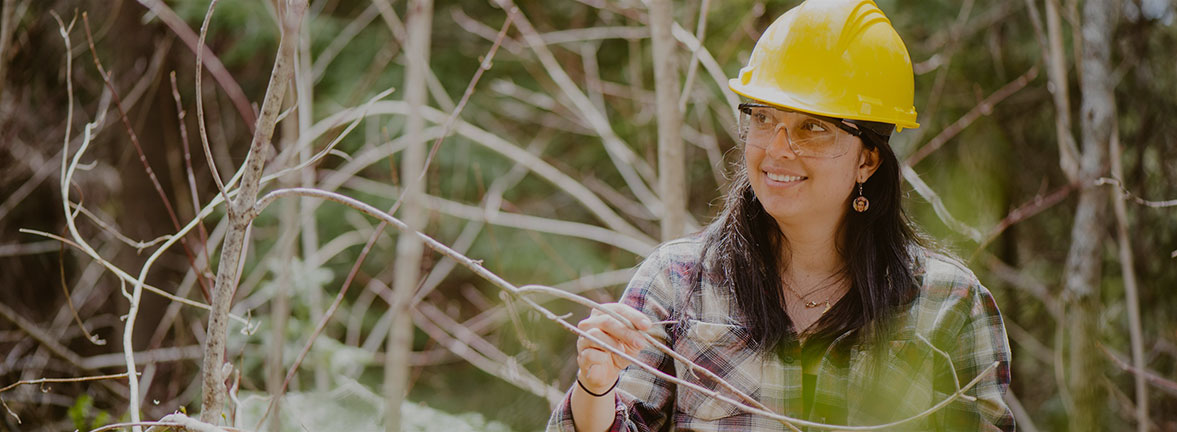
[695,122,922,352]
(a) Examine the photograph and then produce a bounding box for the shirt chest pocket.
[673,320,763,421]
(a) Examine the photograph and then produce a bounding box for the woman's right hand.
[575,303,653,395]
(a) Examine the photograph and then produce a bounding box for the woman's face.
[742,108,879,226]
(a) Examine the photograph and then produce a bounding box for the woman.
[547,0,1014,431]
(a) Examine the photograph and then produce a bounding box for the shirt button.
[782,355,795,364]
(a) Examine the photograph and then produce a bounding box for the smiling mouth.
[765,172,807,183]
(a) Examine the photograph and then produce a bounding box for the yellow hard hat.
[729,0,920,131]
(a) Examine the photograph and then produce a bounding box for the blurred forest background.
[0,0,1175,431]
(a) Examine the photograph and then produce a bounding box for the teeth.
[766,173,806,182]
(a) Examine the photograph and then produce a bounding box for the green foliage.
[68,394,112,431]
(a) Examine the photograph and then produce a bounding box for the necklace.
[782,274,845,313]
[784,285,836,311]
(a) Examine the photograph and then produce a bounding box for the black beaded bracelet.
[576,376,619,397]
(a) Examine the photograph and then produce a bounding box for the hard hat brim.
[729,80,920,131]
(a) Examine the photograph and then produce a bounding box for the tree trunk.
[198,2,305,425]
[649,0,685,241]
[384,0,432,431]
[1064,0,1117,430]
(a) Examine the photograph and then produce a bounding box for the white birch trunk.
[1064,0,1118,430]
[649,0,685,240]
[384,0,432,431]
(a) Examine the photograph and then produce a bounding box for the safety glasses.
[737,103,863,158]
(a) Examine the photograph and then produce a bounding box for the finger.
[602,303,654,331]
[577,328,625,355]
[595,315,646,351]
[579,330,636,372]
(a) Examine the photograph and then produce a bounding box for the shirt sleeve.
[937,282,1016,432]
[545,245,683,432]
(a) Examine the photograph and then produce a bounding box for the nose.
[765,126,799,159]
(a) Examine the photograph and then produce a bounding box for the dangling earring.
[852,182,869,213]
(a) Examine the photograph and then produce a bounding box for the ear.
[856,145,882,183]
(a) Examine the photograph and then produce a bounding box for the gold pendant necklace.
[783,269,847,316]
[785,281,842,313]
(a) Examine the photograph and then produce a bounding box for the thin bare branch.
[900,166,984,241]
[1043,0,1081,182]
[678,0,711,112]
[1102,345,1177,397]
[58,243,105,346]
[171,70,215,301]
[0,372,131,394]
[905,66,1038,166]
[971,182,1074,258]
[1108,122,1148,429]
[1096,177,1177,208]
[135,0,257,131]
[193,0,231,204]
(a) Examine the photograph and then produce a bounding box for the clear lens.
[738,106,850,158]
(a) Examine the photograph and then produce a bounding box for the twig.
[52,16,147,428]
[982,253,1061,319]
[0,373,132,424]
[1042,0,1081,182]
[0,0,28,100]
[193,0,231,205]
[0,240,57,257]
[1004,392,1042,432]
[150,411,235,432]
[310,3,380,82]
[0,372,131,394]
[1107,121,1148,429]
[905,66,1038,166]
[900,165,984,241]
[1102,345,1177,397]
[1096,177,1177,208]
[0,301,87,369]
[261,87,397,183]
[59,243,105,345]
[677,0,710,112]
[82,345,208,370]
[970,182,1074,259]
[910,0,974,142]
[69,202,172,251]
[134,0,257,131]
[171,70,215,301]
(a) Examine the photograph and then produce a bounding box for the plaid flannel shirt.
[547,235,1014,432]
